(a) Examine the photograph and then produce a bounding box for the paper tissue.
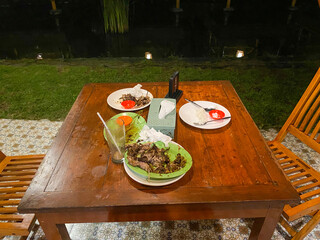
[147,98,176,138]
[158,100,175,119]
[138,125,172,147]
[131,84,143,98]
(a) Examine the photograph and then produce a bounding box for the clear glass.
[105,118,125,164]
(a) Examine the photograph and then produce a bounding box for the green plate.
[103,112,146,144]
[124,141,192,180]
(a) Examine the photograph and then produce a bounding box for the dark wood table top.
[19,81,299,219]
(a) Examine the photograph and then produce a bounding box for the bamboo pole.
[176,0,180,9]
[226,0,231,8]
[51,0,57,11]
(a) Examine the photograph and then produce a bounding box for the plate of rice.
[179,101,231,129]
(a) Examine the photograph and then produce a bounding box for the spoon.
[193,116,231,126]
[185,98,215,112]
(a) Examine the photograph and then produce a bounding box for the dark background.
[0,0,319,58]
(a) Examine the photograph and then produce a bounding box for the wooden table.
[18,81,299,240]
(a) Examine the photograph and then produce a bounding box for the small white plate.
[179,101,231,129]
[107,88,153,111]
[124,161,185,186]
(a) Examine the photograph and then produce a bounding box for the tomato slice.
[121,100,135,109]
[209,109,225,119]
[116,115,133,126]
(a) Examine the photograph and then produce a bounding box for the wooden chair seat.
[0,151,44,239]
[267,67,320,240]
[268,141,320,219]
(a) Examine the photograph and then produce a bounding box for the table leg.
[36,213,71,240]
[249,204,284,240]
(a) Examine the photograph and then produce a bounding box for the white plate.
[107,88,153,111]
[179,101,231,129]
[124,161,185,186]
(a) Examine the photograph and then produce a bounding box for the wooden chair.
[268,67,320,240]
[0,150,44,239]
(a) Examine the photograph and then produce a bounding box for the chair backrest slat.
[306,105,320,135]
[301,94,320,133]
[316,127,320,142]
[275,68,320,154]
[311,116,320,139]
[294,83,320,128]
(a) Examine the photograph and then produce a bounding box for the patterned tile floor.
[1,119,320,240]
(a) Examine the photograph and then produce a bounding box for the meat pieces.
[126,143,186,174]
[120,94,151,107]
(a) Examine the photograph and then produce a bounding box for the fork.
[185,98,215,112]
[193,116,231,125]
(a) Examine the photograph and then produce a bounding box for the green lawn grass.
[0,58,319,129]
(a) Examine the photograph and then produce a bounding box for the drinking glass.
[105,118,126,164]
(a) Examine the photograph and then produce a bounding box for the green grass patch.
[0,58,319,129]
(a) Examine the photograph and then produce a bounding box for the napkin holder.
[165,71,183,102]
[147,98,176,138]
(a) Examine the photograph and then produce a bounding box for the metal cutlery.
[193,116,231,126]
[185,98,215,112]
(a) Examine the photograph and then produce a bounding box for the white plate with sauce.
[107,88,153,111]
[179,101,231,130]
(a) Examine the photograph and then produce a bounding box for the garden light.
[145,52,152,60]
[36,53,43,60]
[236,50,244,58]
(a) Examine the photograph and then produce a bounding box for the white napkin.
[158,100,175,119]
[131,84,143,98]
[138,125,172,147]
